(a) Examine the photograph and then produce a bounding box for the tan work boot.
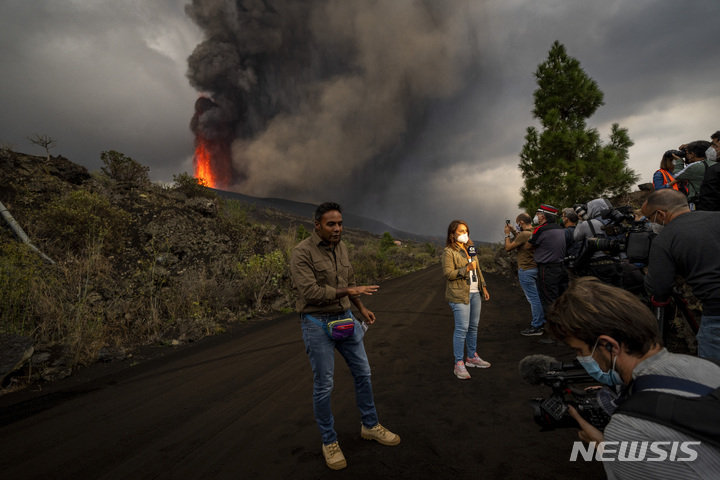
[360,423,401,446]
[322,441,347,470]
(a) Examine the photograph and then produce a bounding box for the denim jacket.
[442,245,486,304]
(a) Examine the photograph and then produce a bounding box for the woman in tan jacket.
[442,219,491,380]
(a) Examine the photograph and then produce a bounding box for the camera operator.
[573,198,623,287]
[561,208,582,278]
[667,141,716,209]
[546,277,720,479]
[642,189,720,360]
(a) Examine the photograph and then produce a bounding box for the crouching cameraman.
[546,277,720,479]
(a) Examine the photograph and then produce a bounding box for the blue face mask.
[576,339,624,387]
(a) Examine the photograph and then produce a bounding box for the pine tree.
[519,41,638,212]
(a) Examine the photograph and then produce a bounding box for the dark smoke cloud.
[185,0,479,203]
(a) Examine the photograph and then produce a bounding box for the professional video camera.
[519,355,612,431]
[572,204,656,267]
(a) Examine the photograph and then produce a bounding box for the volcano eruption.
[185,0,478,205]
[190,96,235,188]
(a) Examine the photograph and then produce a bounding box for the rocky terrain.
[0,150,440,392]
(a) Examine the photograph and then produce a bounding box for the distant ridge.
[209,188,438,242]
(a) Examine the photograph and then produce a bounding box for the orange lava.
[193,138,215,188]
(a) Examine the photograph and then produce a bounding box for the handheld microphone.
[467,245,477,282]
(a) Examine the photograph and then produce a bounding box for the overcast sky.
[1,0,717,242]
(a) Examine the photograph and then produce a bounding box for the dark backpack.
[615,372,720,450]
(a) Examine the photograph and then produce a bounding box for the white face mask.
[532,215,539,225]
[456,233,469,244]
[706,146,717,163]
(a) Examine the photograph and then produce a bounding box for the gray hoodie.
[574,198,613,259]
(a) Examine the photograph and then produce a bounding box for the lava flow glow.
[193,137,215,188]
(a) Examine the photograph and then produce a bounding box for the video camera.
[519,355,612,431]
[572,204,656,267]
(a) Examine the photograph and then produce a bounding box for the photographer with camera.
[546,277,720,478]
[642,189,720,360]
[504,213,546,336]
[573,198,623,287]
[666,141,716,209]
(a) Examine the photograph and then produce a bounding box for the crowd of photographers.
[508,130,720,478]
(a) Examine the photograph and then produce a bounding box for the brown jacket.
[290,230,355,314]
[442,245,486,304]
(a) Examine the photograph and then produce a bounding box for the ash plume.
[185,0,479,204]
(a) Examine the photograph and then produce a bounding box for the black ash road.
[0,265,605,479]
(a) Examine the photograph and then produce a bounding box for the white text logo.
[569,441,701,462]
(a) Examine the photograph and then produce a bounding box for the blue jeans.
[518,268,545,328]
[301,312,379,445]
[450,292,482,363]
[697,314,720,360]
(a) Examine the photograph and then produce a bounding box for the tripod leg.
[672,292,699,335]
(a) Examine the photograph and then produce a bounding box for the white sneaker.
[454,361,471,379]
[465,354,491,368]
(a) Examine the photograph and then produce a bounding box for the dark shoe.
[322,441,347,470]
[521,326,544,336]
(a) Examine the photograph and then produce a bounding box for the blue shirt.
[529,222,566,264]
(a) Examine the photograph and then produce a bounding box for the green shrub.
[219,199,253,227]
[296,224,311,242]
[414,252,433,266]
[35,189,131,254]
[100,150,149,187]
[478,246,497,272]
[173,172,217,199]
[350,243,401,284]
[0,241,109,364]
[238,250,287,311]
[0,242,45,335]
[380,232,395,251]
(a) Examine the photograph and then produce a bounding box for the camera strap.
[616,370,720,449]
[588,219,603,237]
[630,374,714,396]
